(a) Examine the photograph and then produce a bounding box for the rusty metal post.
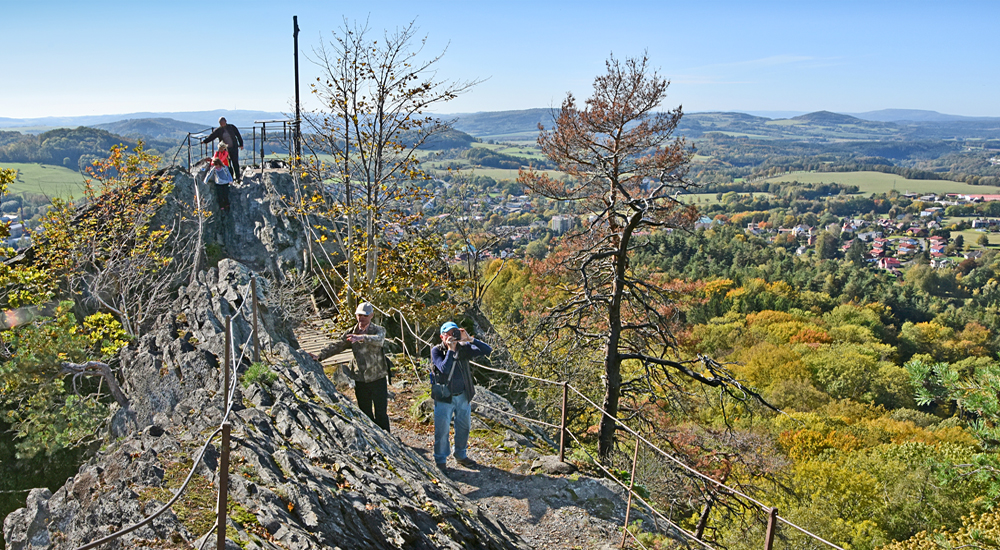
[251,278,260,363]
[620,436,642,548]
[764,507,778,550]
[559,381,568,462]
[252,127,257,167]
[187,134,192,169]
[215,421,231,550]
[224,315,232,405]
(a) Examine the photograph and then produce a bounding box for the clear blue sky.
[2,0,998,118]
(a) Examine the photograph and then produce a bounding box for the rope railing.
[73,288,252,550]
[777,516,847,549]
[564,429,715,550]
[334,297,845,550]
[472,400,561,430]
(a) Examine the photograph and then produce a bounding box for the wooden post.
[251,277,260,363]
[764,507,778,550]
[559,381,568,462]
[224,315,232,405]
[216,422,231,550]
[619,436,642,548]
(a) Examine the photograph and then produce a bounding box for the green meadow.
[765,170,1000,196]
[1,163,86,199]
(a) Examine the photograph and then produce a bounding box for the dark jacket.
[431,338,492,401]
[203,124,244,150]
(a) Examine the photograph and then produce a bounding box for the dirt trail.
[295,323,635,550]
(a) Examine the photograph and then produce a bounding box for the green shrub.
[242,362,277,388]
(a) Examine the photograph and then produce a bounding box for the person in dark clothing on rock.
[202,117,244,181]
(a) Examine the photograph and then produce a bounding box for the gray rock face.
[531,455,578,475]
[4,170,528,550]
[155,165,328,280]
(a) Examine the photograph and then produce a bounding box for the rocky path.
[375,378,631,550]
[294,323,638,550]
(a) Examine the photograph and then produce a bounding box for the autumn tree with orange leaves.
[520,54,761,459]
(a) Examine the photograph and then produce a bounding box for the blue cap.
[440,321,459,334]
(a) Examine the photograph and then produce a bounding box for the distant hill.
[0,110,287,132]
[791,111,870,125]
[93,118,209,141]
[449,108,556,140]
[0,127,139,171]
[848,109,1000,123]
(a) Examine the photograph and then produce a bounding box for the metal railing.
[177,120,296,176]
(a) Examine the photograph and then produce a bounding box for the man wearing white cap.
[316,302,390,431]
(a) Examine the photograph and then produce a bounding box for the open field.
[2,163,86,198]
[678,192,776,206]
[470,142,548,161]
[765,170,1000,196]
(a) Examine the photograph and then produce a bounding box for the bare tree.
[520,54,764,459]
[304,19,479,312]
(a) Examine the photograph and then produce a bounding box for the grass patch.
[139,457,217,535]
[765,170,1000,196]
[1,162,86,199]
[242,362,278,388]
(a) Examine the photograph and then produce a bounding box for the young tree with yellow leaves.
[37,142,180,338]
[301,19,478,318]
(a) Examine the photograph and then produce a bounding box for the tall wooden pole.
[216,422,231,550]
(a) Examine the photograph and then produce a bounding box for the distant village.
[736,191,1000,274]
[416,186,1000,270]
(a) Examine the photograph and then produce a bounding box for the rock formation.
[4,166,530,550]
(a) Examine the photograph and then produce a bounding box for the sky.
[2,0,999,119]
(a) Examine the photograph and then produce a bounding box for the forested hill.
[0,127,141,171]
[447,108,1000,142]
[451,108,555,140]
[93,118,208,141]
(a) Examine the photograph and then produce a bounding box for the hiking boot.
[436,462,448,474]
[456,457,478,468]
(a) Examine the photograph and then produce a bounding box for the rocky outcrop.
[156,164,327,279]
[5,195,528,548]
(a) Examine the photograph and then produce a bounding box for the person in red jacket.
[212,142,230,169]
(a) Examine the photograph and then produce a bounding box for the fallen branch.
[60,361,130,409]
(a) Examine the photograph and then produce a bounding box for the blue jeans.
[434,392,471,464]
